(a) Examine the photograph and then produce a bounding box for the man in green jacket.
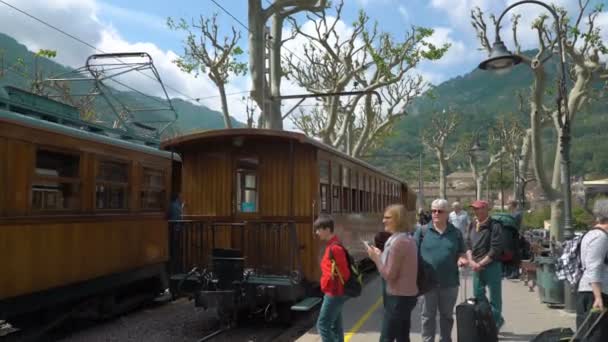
[466,200,504,330]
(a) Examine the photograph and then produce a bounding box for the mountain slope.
[374,53,608,181]
[0,33,243,135]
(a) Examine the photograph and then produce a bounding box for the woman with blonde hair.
[366,204,418,342]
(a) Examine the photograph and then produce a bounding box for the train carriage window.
[331,162,341,213]
[359,173,365,212]
[141,168,166,210]
[32,149,80,211]
[351,170,358,212]
[342,167,350,213]
[319,160,330,213]
[96,160,129,210]
[236,157,258,213]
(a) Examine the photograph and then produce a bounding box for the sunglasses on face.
[383,216,393,219]
[431,209,445,214]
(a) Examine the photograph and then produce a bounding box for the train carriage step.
[291,297,322,312]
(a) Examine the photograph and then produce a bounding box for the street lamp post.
[478,0,573,240]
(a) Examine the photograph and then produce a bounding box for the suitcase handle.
[569,308,607,341]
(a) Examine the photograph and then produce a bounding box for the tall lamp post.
[478,0,573,240]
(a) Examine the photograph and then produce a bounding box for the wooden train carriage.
[161,129,416,284]
[0,88,175,321]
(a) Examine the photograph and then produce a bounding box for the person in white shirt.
[577,199,608,341]
[448,202,470,235]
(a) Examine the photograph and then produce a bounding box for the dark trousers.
[381,289,417,342]
[576,291,608,342]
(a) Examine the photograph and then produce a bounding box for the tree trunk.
[550,199,564,242]
[515,129,532,208]
[476,177,484,200]
[438,156,447,200]
[218,82,232,129]
[265,13,284,130]
[248,0,269,126]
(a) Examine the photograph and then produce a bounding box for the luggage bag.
[530,308,607,342]
[455,271,498,342]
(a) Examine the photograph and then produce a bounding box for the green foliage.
[35,49,57,59]
[167,14,247,84]
[572,205,594,231]
[523,206,551,229]
[372,49,608,185]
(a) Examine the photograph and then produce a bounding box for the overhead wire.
[0,0,245,104]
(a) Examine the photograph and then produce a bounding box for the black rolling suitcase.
[456,272,498,342]
[530,308,607,342]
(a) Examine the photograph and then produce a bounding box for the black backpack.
[417,226,438,296]
[328,243,362,297]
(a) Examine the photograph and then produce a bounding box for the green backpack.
[491,213,520,262]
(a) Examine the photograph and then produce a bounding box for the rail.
[168,220,301,278]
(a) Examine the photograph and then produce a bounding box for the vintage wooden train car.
[0,86,177,329]
[161,129,416,321]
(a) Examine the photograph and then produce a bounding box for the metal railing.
[168,220,301,278]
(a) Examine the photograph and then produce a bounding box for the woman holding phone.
[366,204,418,342]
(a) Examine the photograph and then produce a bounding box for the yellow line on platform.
[344,296,383,342]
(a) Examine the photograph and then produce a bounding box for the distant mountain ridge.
[374,51,608,181]
[0,32,243,136]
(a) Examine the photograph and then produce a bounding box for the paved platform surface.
[297,270,576,341]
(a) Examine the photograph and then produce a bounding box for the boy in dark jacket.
[314,215,350,342]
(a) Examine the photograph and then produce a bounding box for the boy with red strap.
[315,215,350,342]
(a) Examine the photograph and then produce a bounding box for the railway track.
[5,267,378,341]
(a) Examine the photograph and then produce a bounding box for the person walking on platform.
[314,215,350,342]
[448,201,470,236]
[366,204,418,342]
[415,199,468,342]
[465,200,505,330]
[576,199,608,341]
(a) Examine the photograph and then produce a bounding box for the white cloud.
[0,0,251,123]
[430,0,494,29]
[398,6,409,21]
[356,0,392,8]
[425,27,479,66]
[98,1,169,33]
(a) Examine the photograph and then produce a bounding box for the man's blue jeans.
[317,294,347,342]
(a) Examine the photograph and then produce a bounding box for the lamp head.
[478,40,522,70]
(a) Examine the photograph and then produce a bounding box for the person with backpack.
[366,204,418,342]
[414,199,468,342]
[466,200,505,330]
[314,215,350,342]
[576,199,608,341]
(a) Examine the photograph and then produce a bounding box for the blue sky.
[1,0,607,123]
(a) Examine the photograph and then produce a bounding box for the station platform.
[297,270,576,342]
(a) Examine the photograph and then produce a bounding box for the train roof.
[161,128,405,184]
[0,107,178,160]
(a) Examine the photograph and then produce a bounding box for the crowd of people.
[313,198,608,342]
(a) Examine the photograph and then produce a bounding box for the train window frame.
[31,147,82,213]
[342,166,350,213]
[235,156,259,214]
[140,166,166,211]
[95,158,130,211]
[319,159,330,213]
[331,161,341,213]
[351,170,358,212]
